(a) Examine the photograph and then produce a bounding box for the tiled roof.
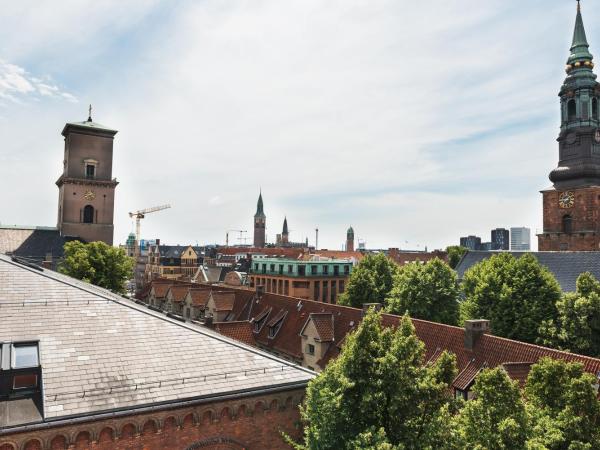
[0,255,313,428]
[142,280,600,391]
[215,321,256,346]
[307,250,364,261]
[502,362,534,387]
[151,281,173,298]
[455,250,600,292]
[188,287,212,307]
[309,313,335,342]
[217,247,305,258]
[211,291,236,312]
[267,309,287,328]
[167,284,193,302]
[151,245,202,259]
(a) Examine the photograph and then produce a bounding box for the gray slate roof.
[0,254,312,429]
[156,245,203,259]
[455,251,600,292]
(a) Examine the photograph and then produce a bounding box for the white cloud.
[0,60,76,103]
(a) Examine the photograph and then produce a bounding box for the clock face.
[83,190,96,201]
[558,191,575,208]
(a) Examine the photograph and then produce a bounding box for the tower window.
[562,215,573,234]
[593,98,598,120]
[83,205,94,224]
[567,99,577,121]
[86,164,95,178]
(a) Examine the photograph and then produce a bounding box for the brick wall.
[0,389,304,450]
[539,186,600,251]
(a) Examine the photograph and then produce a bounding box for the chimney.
[464,319,490,350]
[205,315,214,328]
[361,303,382,317]
[156,239,160,245]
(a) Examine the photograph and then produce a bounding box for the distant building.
[479,242,494,251]
[460,235,482,250]
[249,256,353,303]
[511,227,531,250]
[145,244,203,282]
[253,191,266,248]
[491,228,510,250]
[387,248,447,266]
[346,226,355,252]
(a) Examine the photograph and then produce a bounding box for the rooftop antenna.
[87,104,92,122]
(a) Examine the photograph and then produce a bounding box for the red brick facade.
[539,186,600,251]
[0,390,304,450]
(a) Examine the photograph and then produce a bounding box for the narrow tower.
[346,226,355,252]
[56,109,118,245]
[253,191,266,248]
[539,2,600,251]
[281,216,289,245]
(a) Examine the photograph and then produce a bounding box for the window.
[279,264,284,275]
[563,215,573,234]
[311,265,317,275]
[322,265,329,275]
[83,205,94,224]
[13,374,38,390]
[85,164,95,178]
[13,343,39,369]
[568,99,577,121]
[333,265,339,276]
[270,264,275,272]
[262,264,266,274]
[298,265,306,276]
[307,344,315,355]
[344,265,350,275]
[287,265,293,274]
[254,263,259,271]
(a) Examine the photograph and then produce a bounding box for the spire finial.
[577,0,581,13]
[87,104,92,122]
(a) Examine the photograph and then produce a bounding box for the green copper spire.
[567,1,593,66]
[255,190,265,218]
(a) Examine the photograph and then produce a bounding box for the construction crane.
[226,229,247,247]
[129,204,171,254]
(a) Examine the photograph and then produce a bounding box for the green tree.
[525,357,600,449]
[539,272,600,357]
[338,253,399,308]
[460,253,561,343]
[293,308,457,449]
[446,246,467,270]
[60,241,134,294]
[386,258,460,325]
[455,368,529,450]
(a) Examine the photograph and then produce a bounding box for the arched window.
[593,98,598,120]
[568,99,577,121]
[83,205,94,224]
[562,215,573,234]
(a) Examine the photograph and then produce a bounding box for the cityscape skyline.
[2,1,596,250]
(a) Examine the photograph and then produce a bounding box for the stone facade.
[0,389,304,450]
[56,119,118,245]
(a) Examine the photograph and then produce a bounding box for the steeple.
[255,190,265,218]
[282,216,288,235]
[567,1,593,67]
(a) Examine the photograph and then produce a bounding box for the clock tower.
[539,2,600,251]
[56,109,118,245]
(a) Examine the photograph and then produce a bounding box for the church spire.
[282,216,288,235]
[567,1,593,67]
[255,190,265,217]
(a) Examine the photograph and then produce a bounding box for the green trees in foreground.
[60,241,134,294]
[290,309,600,450]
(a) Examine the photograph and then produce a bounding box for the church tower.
[253,191,266,248]
[56,109,118,245]
[346,226,354,252]
[281,217,289,245]
[539,2,600,251]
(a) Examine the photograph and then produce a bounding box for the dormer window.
[1,342,41,397]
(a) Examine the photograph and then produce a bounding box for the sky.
[0,0,595,251]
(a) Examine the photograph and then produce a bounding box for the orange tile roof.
[168,285,192,303]
[152,282,173,298]
[307,250,364,261]
[304,313,334,342]
[188,288,212,307]
[211,292,236,312]
[502,362,534,388]
[215,321,256,346]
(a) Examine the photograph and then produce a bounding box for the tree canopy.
[460,253,561,344]
[539,272,600,358]
[293,308,457,449]
[386,258,460,325]
[338,253,399,308]
[445,245,467,269]
[59,241,134,294]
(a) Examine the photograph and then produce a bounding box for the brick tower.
[346,226,354,252]
[253,191,266,247]
[56,109,118,245]
[539,2,600,251]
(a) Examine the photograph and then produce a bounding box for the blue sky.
[0,0,596,250]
